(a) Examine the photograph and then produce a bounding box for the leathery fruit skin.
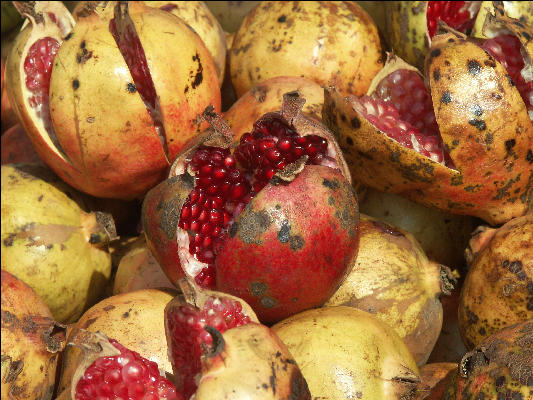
[458,213,533,350]
[194,323,311,399]
[215,164,360,324]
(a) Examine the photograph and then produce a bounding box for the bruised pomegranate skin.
[75,339,179,400]
[165,294,252,399]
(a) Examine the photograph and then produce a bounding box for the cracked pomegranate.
[143,93,359,323]
[426,1,476,38]
[165,293,253,399]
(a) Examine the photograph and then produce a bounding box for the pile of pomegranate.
[1,1,532,400]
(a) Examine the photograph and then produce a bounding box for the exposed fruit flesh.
[426,1,476,38]
[178,117,333,288]
[480,34,532,115]
[75,339,179,400]
[109,4,167,156]
[166,296,251,399]
[368,70,454,168]
[24,37,61,146]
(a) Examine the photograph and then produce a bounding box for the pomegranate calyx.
[280,91,307,124]
[271,155,309,184]
[438,264,457,296]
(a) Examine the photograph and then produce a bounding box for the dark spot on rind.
[191,53,203,89]
[470,104,483,116]
[89,233,101,244]
[289,235,304,251]
[236,210,271,244]
[441,91,452,104]
[468,119,486,131]
[322,178,340,190]
[505,139,516,152]
[65,32,73,41]
[251,282,267,297]
[526,150,533,163]
[430,49,441,58]
[72,79,80,90]
[277,15,286,22]
[127,83,137,93]
[468,60,481,75]
[277,220,291,243]
[351,117,361,129]
[260,296,277,309]
[122,311,130,318]
[346,136,354,146]
[433,69,440,81]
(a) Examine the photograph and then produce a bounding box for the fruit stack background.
[1,1,532,400]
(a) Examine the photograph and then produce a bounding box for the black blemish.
[484,59,496,68]
[346,137,354,146]
[506,74,515,86]
[322,178,339,190]
[430,49,441,58]
[277,220,291,243]
[468,60,481,75]
[470,104,483,116]
[522,31,531,41]
[526,150,533,163]
[251,282,267,297]
[445,60,451,66]
[351,117,361,129]
[3,234,16,247]
[484,133,493,144]
[80,41,86,49]
[441,91,452,104]
[261,296,277,309]
[127,83,137,93]
[72,79,80,90]
[191,53,203,89]
[505,139,516,152]
[433,69,440,81]
[277,15,286,22]
[448,38,455,43]
[289,235,304,251]
[122,311,130,318]
[38,195,43,202]
[89,233,101,244]
[340,114,347,122]
[65,32,73,41]
[468,119,486,131]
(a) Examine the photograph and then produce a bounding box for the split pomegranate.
[426,1,476,38]
[143,93,359,323]
[74,338,179,400]
[165,294,252,399]
[179,117,334,288]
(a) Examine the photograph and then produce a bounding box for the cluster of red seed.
[75,339,179,400]
[426,1,474,38]
[178,117,330,288]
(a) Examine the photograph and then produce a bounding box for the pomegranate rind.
[230,1,383,97]
[216,164,360,324]
[442,320,533,400]
[1,124,44,165]
[428,32,532,222]
[472,1,533,38]
[272,306,420,400]
[1,270,66,400]
[195,323,311,399]
[224,76,325,139]
[48,4,220,199]
[326,214,451,366]
[458,214,533,350]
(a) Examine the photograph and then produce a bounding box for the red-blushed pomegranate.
[323,13,533,225]
[164,285,257,399]
[56,329,180,400]
[143,92,358,324]
[1,124,43,165]
[385,1,482,69]
[6,1,220,199]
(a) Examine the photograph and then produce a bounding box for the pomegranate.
[441,320,533,400]
[272,306,420,400]
[472,1,533,38]
[323,15,533,225]
[224,76,325,139]
[194,324,311,399]
[58,288,178,394]
[1,124,43,165]
[1,163,115,323]
[164,280,259,398]
[5,1,220,199]
[458,213,533,350]
[385,1,482,69]
[326,214,456,366]
[360,188,477,268]
[56,329,180,400]
[113,236,175,295]
[230,1,383,97]
[143,92,359,323]
[1,270,65,400]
